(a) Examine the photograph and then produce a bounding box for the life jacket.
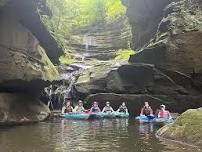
[91,106,100,112]
[143,106,152,116]
[119,105,127,112]
[103,106,113,112]
[75,106,84,113]
[65,106,73,113]
[159,110,169,118]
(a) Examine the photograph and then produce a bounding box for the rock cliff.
[0,0,62,125]
[74,0,202,115]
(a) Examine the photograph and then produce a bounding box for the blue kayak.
[135,115,174,124]
[60,113,90,120]
[135,115,155,123]
[61,112,130,120]
[89,112,129,119]
[113,112,129,118]
[154,118,174,123]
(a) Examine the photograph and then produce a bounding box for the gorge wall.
[75,0,202,115]
[0,0,62,125]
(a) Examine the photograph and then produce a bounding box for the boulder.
[75,63,195,96]
[0,93,50,126]
[157,108,202,148]
[85,93,202,115]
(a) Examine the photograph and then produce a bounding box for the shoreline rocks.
[157,108,202,148]
[0,93,50,126]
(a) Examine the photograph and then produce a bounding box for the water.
[0,119,201,152]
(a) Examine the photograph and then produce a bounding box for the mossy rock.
[157,108,202,147]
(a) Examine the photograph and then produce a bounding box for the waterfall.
[82,35,96,61]
[44,63,91,110]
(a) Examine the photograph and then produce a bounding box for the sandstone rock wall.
[0,10,59,92]
[123,0,173,49]
[129,0,202,74]
[0,0,61,125]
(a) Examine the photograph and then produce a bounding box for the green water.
[0,119,201,152]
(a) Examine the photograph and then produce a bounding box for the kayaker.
[74,100,85,113]
[117,102,128,113]
[102,101,114,113]
[62,100,73,113]
[90,101,101,113]
[158,104,172,119]
[140,102,154,116]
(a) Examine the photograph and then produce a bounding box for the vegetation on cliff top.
[41,0,127,50]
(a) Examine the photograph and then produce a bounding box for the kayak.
[61,112,130,120]
[101,112,116,118]
[113,112,129,118]
[154,118,174,123]
[88,112,105,119]
[135,115,155,123]
[60,113,90,120]
[89,112,129,119]
[135,115,174,124]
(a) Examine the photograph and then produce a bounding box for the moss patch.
[114,49,136,61]
[59,52,81,65]
[157,108,202,147]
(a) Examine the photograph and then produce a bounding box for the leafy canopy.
[41,0,127,49]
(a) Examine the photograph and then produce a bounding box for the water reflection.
[0,119,201,152]
[139,122,154,135]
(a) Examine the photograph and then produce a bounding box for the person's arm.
[102,107,106,113]
[111,107,114,112]
[158,111,160,118]
[90,107,92,112]
[98,107,101,112]
[61,106,66,114]
[82,107,86,112]
[72,106,76,112]
[167,111,172,119]
[116,106,121,112]
[140,107,144,116]
[125,108,128,113]
[150,107,154,116]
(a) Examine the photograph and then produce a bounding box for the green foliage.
[114,49,136,61]
[59,52,81,65]
[40,0,127,49]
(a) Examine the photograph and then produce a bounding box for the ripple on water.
[0,119,201,152]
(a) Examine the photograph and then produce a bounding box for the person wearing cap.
[158,104,172,119]
[90,101,101,113]
[140,102,154,116]
[117,102,128,113]
[74,100,85,113]
[102,101,114,113]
